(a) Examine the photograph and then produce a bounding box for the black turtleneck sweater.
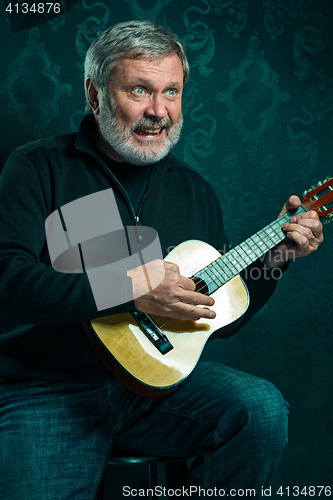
[0,115,284,382]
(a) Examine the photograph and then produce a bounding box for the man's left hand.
[265,195,324,268]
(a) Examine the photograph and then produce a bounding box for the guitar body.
[81,176,333,397]
[83,240,249,398]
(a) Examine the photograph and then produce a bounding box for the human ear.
[85,78,100,115]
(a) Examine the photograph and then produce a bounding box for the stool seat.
[107,452,186,464]
[96,452,189,500]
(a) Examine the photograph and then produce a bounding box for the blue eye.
[167,89,176,95]
[133,88,144,94]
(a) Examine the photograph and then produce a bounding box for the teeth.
[135,128,162,135]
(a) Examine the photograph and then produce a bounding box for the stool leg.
[131,463,158,500]
[164,459,188,494]
[132,463,148,490]
[95,470,106,500]
[148,463,158,500]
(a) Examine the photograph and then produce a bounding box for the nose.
[144,94,167,121]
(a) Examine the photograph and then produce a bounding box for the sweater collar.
[74,114,175,178]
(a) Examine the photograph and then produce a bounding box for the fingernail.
[291,216,297,222]
[209,311,216,319]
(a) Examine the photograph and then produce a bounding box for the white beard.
[98,91,183,166]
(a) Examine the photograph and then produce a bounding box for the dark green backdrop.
[1,0,332,495]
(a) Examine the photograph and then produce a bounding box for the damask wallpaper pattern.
[0,0,332,493]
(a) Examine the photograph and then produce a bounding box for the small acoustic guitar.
[83,178,333,398]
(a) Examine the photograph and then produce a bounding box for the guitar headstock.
[302,177,333,224]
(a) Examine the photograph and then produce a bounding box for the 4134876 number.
[5,3,61,14]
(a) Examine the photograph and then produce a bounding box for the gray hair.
[84,20,189,100]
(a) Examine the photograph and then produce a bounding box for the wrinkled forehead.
[107,52,184,82]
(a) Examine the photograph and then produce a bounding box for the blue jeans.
[0,361,289,499]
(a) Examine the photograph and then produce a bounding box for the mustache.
[130,117,173,133]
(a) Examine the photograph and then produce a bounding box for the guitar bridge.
[131,311,173,355]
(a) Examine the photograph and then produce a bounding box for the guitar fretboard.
[192,205,307,294]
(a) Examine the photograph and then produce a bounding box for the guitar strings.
[176,211,293,312]
[148,209,302,330]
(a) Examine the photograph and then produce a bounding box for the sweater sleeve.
[0,150,134,325]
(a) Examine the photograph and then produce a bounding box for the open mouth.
[133,127,165,137]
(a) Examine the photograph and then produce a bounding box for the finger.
[288,213,323,239]
[279,195,301,216]
[179,276,196,292]
[283,219,323,241]
[292,210,319,220]
[164,261,180,274]
[289,211,319,224]
[174,302,216,320]
[283,223,313,240]
[177,289,215,307]
[295,219,322,240]
[285,229,310,248]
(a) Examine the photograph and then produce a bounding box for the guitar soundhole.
[192,276,209,295]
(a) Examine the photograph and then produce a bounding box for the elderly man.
[0,21,323,499]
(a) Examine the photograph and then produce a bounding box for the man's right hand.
[127,260,216,321]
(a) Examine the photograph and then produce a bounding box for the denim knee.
[213,376,289,451]
[246,378,289,443]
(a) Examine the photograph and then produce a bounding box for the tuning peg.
[303,177,333,198]
[302,186,315,197]
[323,213,333,225]
[303,188,316,197]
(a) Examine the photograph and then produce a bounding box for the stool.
[96,453,189,500]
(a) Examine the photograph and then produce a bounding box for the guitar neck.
[193,204,308,293]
